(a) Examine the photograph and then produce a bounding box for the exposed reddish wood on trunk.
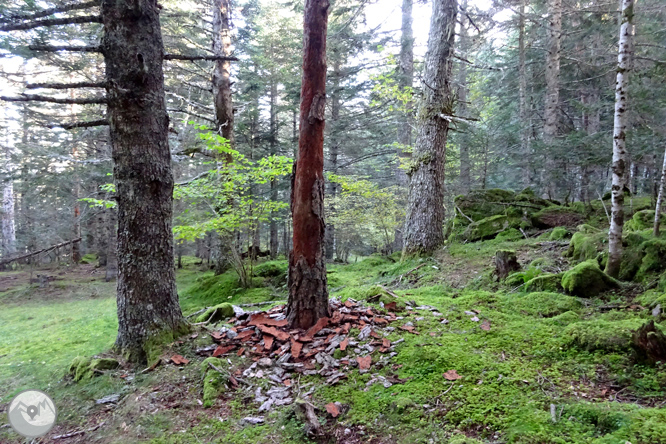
[287,0,331,330]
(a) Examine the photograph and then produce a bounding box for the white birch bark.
[605,0,635,278]
[653,148,666,236]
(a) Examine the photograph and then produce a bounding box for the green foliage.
[195,303,235,323]
[625,210,657,231]
[503,292,581,317]
[549,227,570,241]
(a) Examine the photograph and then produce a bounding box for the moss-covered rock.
[565,229,606,262]
[635,239,666,281]
[545,310,581,327]
[561,261,620,297]
[454,189,517,222]
[625,210,657,231]
[496,228,523,241]
[463,215,513,242]
[531,206,585,228]
[524,273,563,293]
[68,356,119,382]
[253,261,287,278]
[196,303,235,323]
[200,357,229,407]
[549,227,570,241]
[564,319,646,351]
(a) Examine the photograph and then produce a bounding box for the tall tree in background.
[518,0,530,188]
[402,0,457,256]
[213,0,235,150]
[543,0,562,199]
[605,0,635,278]
[102,0,187,361]
[287,0,331,329]
[457,2,470,194]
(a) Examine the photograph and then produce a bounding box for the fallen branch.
[52,421,105,440]
[379,285,400,298]
[455,205,474,223]
[0,238,81,266]
[208,361,251,386]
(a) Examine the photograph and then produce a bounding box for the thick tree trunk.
[402,0,457,256]
[287,0,331,330]
[518,0,531,188]
[325,60,341,260]
[653,148,666,236]
[543,0,562,199]
[101,0,186,363]
[605,0,634,278]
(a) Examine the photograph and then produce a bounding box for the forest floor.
[1,234,666,444]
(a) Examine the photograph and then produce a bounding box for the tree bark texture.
[287,0,331,330]
[101,0,186,363]
[518,0,531,189]
[212,0,234,152]
[402,0,457,256]
[543,0,562,199]
[654,147,666,236]
[605,0,634,278]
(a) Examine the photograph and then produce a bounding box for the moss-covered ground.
[0,228,665,443]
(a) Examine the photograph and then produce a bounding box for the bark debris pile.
[196,297,426,412]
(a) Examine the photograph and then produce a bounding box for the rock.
[68,356,119,382]
[561,261,620,297]
[531,206,585,228]
[463,215,512,242]
[565,229,605,262]
[257,357,273,367]
[635,239,666,281]
[625,209,658,231]
[96,394,120,405]
[524,274,563,293]
[240,417,265,426]
[454,189,518,222]
[196,303,235,323]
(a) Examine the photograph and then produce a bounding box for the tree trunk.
[494,250,520,281]
[653,147,666,236]
[543,0,562,199]
[605,0,634,278]
[270,75,279,259]
[101,0,186,363]
[97,207,108,266]
[212,0,234,150]
[105,207,118,282]
[393,0,413,253]
[402,0,457,256]
[518,0,531,188]
[287,0,331,330]
[457,4,470,195]
[325,60,341,260]
[1,122,16,257]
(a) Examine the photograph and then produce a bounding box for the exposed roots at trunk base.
[287,255,330,330]
[115,321,191,366]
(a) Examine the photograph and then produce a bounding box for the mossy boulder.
[565,229,605,262]
[549,227,570,241]
[545,310,581,327]
[561,261,620,297]
[524,273,563,293]
[196,303,235,323]
[68,356,119,382]
[635,239,666,281]
[564,319,646,351]
[463,215,513,242]
[454,189,517,222]
[200,357,229,407]
[531,206,585,229]
[625,210,657,231]
[496,228,523,241]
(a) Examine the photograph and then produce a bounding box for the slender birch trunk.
[605,0,635,278]
[402,0,457,256]
[653,148,666,236]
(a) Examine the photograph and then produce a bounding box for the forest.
[0,0,665,442]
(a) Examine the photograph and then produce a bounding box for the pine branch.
[0,1,99,23]
[167,108,215,123]
[0,15,102,32]
[29,44,101,52]
[0,94,106,104]
[164,54,238,62]
[26,81,106,89]
[45,119,108,129]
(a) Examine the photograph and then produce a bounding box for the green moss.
[454,189,517,222]
[549,227,570,241]
[561,261,620,297]
[391,396,415,413]
[564,318,646,351]
[566,231,606,263]
[545,310,580,327]
[80,253,97,264]
[142,323,191,365]
[200,357,229,407]
[463,215,513,242]
[524,273,563,293]
[448,434,482,444]
[90,358,119,371]
[496,228,523,241]
[68,356,118,382]
[503,292,581,317]
[196,302,235,323]
[625,209,656,231]
[635,239,666,281]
